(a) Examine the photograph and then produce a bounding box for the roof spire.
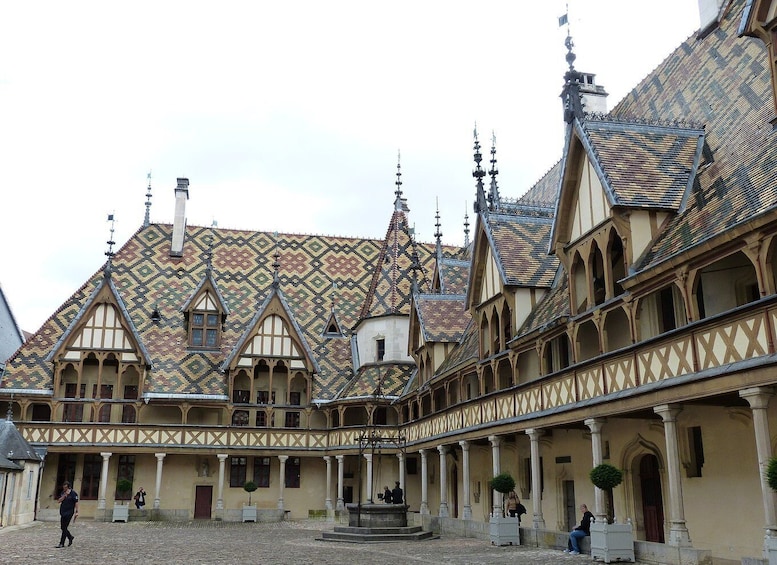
[560,6,585,124]
[472,125,488,214]
[394,149,404,211]
[434,198,443,256]
[463,202,470,248]
[104,213,116,277]
[488,131,500,212]
[143,171,153,227]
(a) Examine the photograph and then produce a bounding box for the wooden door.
[563,480,576,531]
[194,485,212,519]
[640,454,665,543]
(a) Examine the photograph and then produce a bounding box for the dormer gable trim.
[220,287,320,374]
[181,272,230,315]
[46,274,151,366]
[465,212,506,310]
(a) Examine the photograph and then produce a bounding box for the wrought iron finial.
[473,126,487,214]
[104,213,116,277]
[394,150,403,211]
[143,171,153,228]
[488,131,500,211]
[463,203,470,248]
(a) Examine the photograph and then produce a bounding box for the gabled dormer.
[550,116,705,315]
[181,268,229,349]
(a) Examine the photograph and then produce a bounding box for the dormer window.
[191,311,220,347]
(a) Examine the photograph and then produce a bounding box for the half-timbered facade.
[3,0,777,562]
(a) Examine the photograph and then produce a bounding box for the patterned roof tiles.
[486,214,558,288]
[414,294,470,343]
[437,258,470,295]
[337,362,415,399]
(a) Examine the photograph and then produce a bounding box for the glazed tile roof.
[608,0,777,270]
[485,214,558,288]
[414,294,470,343]
[432,320,478,380]
[358,209,428,321]
[512,160,561,214]
[3,223,444,401]
[517,270,570,338]
[578,118,704,210]
[437,258,470,295]
[336,362,416,398]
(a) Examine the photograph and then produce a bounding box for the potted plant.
[488,472,519,546]
[242,480,258,522]
[588,463,634,563]
[112,478,133,522]
[766,457,777,565]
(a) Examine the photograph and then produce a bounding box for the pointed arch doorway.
[639,454,664,543]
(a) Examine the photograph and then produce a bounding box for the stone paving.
[0,519,604,565]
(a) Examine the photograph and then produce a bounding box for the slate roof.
[336,362,416,399]
[485,214,558,288]
[436,258,470,295]
[3,223,446,401]
[432,320,478,379]
[517,270,570,338]
[0,418,41,466]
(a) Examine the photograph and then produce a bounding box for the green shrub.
[116,478,133,494]
[489,472,516,495]
[244,480,258,505]
[766,457,777,492]
[589,464,623,490]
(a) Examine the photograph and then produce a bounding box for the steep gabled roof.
[432,319,478,379]
[0,418,41,464]
[336,362,415,399]
[517,270,570,339]
[181,268,230,315]
[485,213,558,288]
[413,294,470,343]
[436,258,470,295]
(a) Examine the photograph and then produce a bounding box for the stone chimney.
[170,178,189,257]
[698,0,725,32]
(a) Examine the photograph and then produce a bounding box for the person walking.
[55,481,79,548]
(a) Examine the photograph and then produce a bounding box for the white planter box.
[590,521,635,563]
[766,535,777,565]
[489,516,520,546]
[242,505,257,523]
[112,504,129,523]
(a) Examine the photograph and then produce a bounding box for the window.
[190,312,220,348]
[256,411,267,427]
[285,457,300,488]
[98,404,111,423]
[55,454,77,497]
[686,426,705,478]
[289,392,301,406]
[121,405,136,424]
[376,338,385,362]
[233,389,249,403]
[63,403,83,423]
[253,457,271,488]
[123,386,138,400]
[93,384,113,399]
[285,411,300,428]
[115,455,135,500]
[257,391,275,404]
[81,454,102,499]
[232,410,249,427]
[230,457,247,487]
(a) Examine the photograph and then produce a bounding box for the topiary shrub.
[766,456,777,492]
[243,480,258,505]
[116,478,133,501]
[590,464,623,524]
[489,473,516,517]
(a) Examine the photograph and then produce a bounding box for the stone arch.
[620,434,666,540]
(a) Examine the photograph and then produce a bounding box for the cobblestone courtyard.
[0,520,596,564]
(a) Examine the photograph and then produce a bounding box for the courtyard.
[0,519,596,564]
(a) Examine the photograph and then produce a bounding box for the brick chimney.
[170,178,189,257]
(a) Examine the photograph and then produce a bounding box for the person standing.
[56,481,79,548]
[391,481,403,505]
[506,490,527,522]
[565,503,594,555]
[134,486,146,509]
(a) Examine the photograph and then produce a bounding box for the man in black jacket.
[391,481,403,505]
[565,504,594,555]
[55,481,79,548]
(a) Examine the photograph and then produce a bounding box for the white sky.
[0,1,700,334]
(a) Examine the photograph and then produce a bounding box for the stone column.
[216,454,228,511]
[654,404,691,546]
[336,455,345,510]
[438,445,449,517]
[584,418,606,523]
[397,451,405,492]
[459,440,472,519]
[98,452,112,510]
[419,449,429,515]
[278,455,288,510]
[526,429,545,528]
[153,453,166,509]
[489,435,501,517]
[364,453,374,502]
[740,387,777,542]
[324,456,333,511]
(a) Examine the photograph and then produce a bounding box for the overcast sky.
[0,1,700,335]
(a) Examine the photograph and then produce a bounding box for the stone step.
[319,529,438,543]
[333,525,425,535]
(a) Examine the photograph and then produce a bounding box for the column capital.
[335,454,344,462]
[363,453,373,461]
[526,428,543,440]
[419,448,427,457]
[100,452,113,460]
[654,404,682,422]
[458,439,469,451]
[488,435,500,447]
[155,453,167,461]
[437,445,448,455]
[217,454,228,462]
[278,455,289,463]
[323,455,331,462]
[584,418,605,433]
[739,387,774,410]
